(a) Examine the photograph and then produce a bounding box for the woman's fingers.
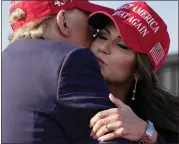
[91,113,120,137]
[90,94,149,141]
[109,94,128,109]
[98,128,126,142]
[90,108,119,127]
[95,121,122,138]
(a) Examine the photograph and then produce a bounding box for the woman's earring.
[131,78,138,101]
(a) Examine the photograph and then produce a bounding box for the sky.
[2,1,178,55]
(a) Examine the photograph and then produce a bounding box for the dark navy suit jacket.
[2,39,137,144]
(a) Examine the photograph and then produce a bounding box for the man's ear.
[56,10,71,37]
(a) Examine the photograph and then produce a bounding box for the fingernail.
[90,131,94,137]
[93,136,98,139]
[98,138,103,142]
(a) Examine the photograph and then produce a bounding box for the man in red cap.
[8,0,114,47]
[2,0,137,144]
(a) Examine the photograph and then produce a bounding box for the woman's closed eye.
[117,44,128,49]
[98,34,108,40]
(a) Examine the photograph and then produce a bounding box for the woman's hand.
[90,94,148,142]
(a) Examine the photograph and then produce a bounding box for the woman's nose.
[98,41,111,55]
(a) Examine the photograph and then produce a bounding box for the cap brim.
[89,11,113,29]
[89,11,144,53]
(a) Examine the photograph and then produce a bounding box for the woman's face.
[90,22,136,83]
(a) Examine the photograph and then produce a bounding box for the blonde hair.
[8,8,54,43]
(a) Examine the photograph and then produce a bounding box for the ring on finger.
[104,124,109,132]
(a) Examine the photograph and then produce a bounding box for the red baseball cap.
[89,1,170,72]
[10,0,115,31]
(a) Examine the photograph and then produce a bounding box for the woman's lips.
[97,57,106,66]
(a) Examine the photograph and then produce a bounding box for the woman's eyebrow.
[103,28,110,34]
[103,28,122,39]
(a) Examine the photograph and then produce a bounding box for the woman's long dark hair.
[128,53,179,133]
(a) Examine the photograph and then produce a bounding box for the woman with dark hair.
[88,1,179,144]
